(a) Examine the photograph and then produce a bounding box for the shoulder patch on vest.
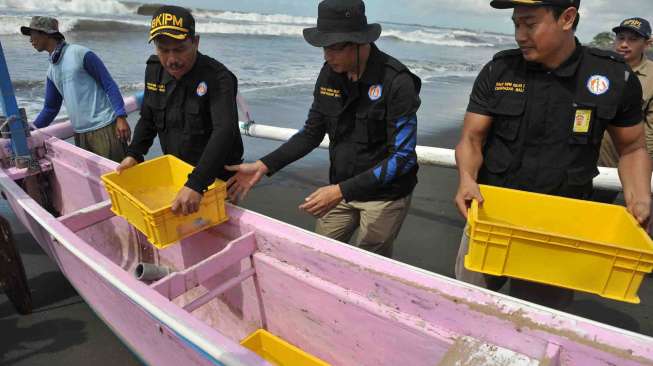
[492,48,522,61]
[146,55,160,64]
[587,48,625,63]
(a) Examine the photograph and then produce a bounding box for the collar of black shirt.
[359,43,385,85]
[526,37,583,78]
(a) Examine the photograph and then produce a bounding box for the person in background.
[21,16,131,162]
[595,17,653,203]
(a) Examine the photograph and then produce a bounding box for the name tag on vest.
[573,109,592,134]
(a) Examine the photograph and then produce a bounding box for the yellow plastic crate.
[241,329,330,366]
[101,155,228,249]
[465,185,653,303]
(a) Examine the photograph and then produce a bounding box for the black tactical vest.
[314,47,422,201]
[479,47,629,199]
[143,53,242,179]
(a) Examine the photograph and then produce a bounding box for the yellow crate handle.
[466,198,480,236]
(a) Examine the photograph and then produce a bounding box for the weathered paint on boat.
[1,103,652,365]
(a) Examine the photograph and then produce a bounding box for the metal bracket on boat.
[150,231,258,313]
[239,120,256,137]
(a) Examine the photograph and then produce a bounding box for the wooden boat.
[0,98,652,365]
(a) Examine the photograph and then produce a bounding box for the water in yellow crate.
[132,186,177,211]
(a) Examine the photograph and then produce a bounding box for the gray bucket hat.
[20,16,65,40]
[303,0,381,47]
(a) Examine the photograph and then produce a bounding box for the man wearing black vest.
[226,0,421,258]
[454,0,652,308]
[118,5,244,216]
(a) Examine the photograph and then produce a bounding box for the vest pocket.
[484,98,525,173]
[184,100,205,135]
[488,94,525,141]
[354,109,387,143]
[145,94,167,131]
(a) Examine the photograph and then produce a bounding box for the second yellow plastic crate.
[465,185,653,303]
[101,155,228,249]
[241,329,330,366]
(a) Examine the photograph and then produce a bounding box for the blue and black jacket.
[261,44,421,202]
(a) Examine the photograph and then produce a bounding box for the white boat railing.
[238,121,626,193]
[0,93,626,192]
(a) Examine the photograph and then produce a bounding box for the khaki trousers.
[75,121,127,163]
[315,195,412,258]
[455,227,574,310]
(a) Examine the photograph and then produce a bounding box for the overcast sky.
[144,0,653,42]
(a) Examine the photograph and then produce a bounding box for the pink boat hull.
[1,127,652,365]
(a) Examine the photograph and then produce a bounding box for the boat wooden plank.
[253,253,452,365]
[229,209,653,366]
[152,231,257,300]
[57,200,114,233]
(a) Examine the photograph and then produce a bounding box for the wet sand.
[1,126,652,365]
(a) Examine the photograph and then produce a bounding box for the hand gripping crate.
[101,155,228,249]
[465,185,653,303]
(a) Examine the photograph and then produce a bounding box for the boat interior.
[4,134,650,366]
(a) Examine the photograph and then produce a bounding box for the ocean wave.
[0,0,130,15]
[194,10,316,26]
[120,82,144,93]
[0,15,76,35]
[382,29,495,47]
[12,79,45,91]
[0,15,147,35]
[0,6,509,49]
[197,21,305,37]
[69,19,148,32]
[405,60,483,81]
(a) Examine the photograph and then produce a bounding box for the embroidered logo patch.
[196,81,207,97]
[146,82,165,92]
[573,109,592,133]
[495,81,525,93]
[587,75,610,96]
[368,84,383,101]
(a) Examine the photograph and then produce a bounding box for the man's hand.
[299,185,343,218]
[116,156,138,174]
[627,199,651,227]
[171,186,203,216]
[225,160,269,203]
[116,116,131,143]
[454,175,483,219]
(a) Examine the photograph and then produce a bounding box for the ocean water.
[0,0,515,147]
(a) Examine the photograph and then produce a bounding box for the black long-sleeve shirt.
[261,44,421,202]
